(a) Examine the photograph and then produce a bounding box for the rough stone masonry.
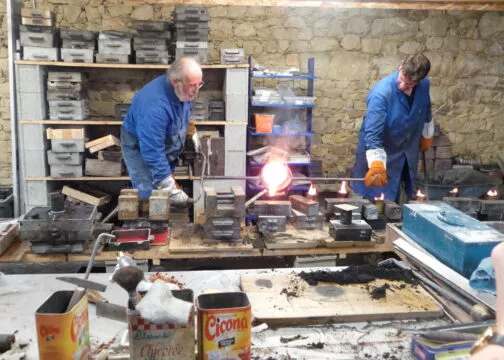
[0,3,503,185]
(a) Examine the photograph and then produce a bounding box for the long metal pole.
[203,176,365,182]
[7,0,19,216]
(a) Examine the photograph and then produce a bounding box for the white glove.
[169,188,189,205]
[157,176,190,205]
[192,133,201,154]
[157,175,176,192]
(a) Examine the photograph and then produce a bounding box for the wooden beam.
[14,60,249,69]
[129,0,504,11]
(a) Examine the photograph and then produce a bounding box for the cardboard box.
[35,291,89,360]
[128,289,195,360]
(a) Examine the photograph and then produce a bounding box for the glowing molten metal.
[261,161,291,197]
[374,193,385,202]
[338,181,348,195]
[487,189,498,200]
[416,189,426,200]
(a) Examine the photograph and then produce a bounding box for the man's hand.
[365,160,388,187]
[157,176,190,205]
[420,136,433,152]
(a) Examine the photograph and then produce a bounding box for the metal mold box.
[402,202,504,278]
[20,202,96,244]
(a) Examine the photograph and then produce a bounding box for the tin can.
[128,289,195,360]
[197,292,251,360]
[35,290,89,360]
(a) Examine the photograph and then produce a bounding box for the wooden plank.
[85,135,120,153]
[22,120,248,126]
[240,272,443,326]
[262,243,392,256]
[62,185,111,206]
[15,60,249,69]
[25,176,131,181]
[169,224,256,253]
[46,127,86,139]
[0,239,27,263]
[325,239,377,248]
[22,120,123,125]
[123,0,504,10]
[85,158,122,177]
[194,121,247,126]
[25,176,194,181]
[0,222,19,257]
[0,241,68,263]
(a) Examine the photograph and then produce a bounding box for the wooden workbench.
[0,226,394,264]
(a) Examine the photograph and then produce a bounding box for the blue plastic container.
[403,202,503,278]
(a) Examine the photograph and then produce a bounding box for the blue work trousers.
[121,128,155,199]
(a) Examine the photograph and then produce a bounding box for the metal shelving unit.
[247,56,315,197]
[15,61,248,214]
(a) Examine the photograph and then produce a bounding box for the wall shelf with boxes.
[15,60,249,70]
[246,57,316,194]
[20,120,247,126]
[15,61,249,215]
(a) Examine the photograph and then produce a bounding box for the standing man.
[121,57,203,206]
[352,53,434,202]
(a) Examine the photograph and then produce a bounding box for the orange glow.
[338,181,348,195]
[374,193,385,202]
[308,184,317,196]
[487,189,498,197]
[416,189,426,199]
[262,161,290,197]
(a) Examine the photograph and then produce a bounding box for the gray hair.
[402,53,431,82]
[168,57,201,82]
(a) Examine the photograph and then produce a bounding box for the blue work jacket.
[352,70,432,201]
[122,75,191,184]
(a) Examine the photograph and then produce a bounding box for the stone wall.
[1,3,503,183]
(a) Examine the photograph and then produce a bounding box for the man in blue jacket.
[121,57,203,206]
[352,53,434,202]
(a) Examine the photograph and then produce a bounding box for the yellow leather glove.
[365,160,388,187]
[420,136,433,152]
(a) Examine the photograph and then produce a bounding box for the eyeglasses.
[180,80,204,90]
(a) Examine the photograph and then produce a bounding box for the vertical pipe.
[7,0,20,216]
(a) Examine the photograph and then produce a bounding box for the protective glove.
[187,120,201,154]
[187,120,196,136]
[365,160,388,187]
[192,133,201,154]
[157,175,190,205]
[420,137,433,152]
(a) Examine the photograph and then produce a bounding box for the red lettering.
[204,314,249,341]
[40,325,60,337]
